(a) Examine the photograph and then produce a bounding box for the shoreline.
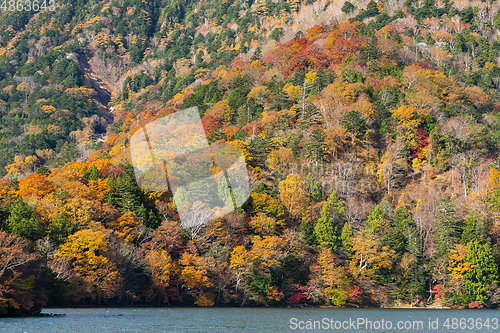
[2,305,486,318]
[39,304,456,310]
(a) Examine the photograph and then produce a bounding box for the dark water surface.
[1,307,499,332]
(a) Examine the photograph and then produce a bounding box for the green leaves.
[47,213,78,246]
[342,110,366,139]
[340,222,354,254]
[464,240,499,306]
[305,129,328,162]
[6,198,43,241]
[433,197,461,259]
[106,164,160,228]
[364,200,389,235]
[314,191,346,251]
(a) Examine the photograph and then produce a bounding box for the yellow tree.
[41,105,56,114]
[18,173,55,199]
[145,249,175,290]
[279,174,310,220]
[24,155,39,172]
[448,244,473,281]
[349,233,396,279]
[251,192,286,225]
[88,178,111,198]
[230,235,286,292]
[488,167,500,190]
[248,235,286,270]
[0,179,19,214]
[48,167,101,225]
[391,105,429,131]
[4,156,29,177]
[178,252,213,289]
[318,248,351,305]
[248,86,270,104]
[283,83,301,100]
[266,147,296,174]
[302,71,317,110]
[115,212,141,242]
[55,229,122,302]
[178,249,217,307]
[249,213,278,236]
[16,82,29,105]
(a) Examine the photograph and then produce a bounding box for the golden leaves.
[4,156,30,178]
[56,229,108,264]
[116,212,141,242]
[227,140,253,162]
[305,71,317,85]
[391,105,430,128]
[248,86,270,103]
[94,32,111,48]
[178,252,213,289]
[229,245,248,270]
[40,105,55,114]
[55,229,122,299]
[448,244,473,281]
[250,192,285,224]
[64,87,94,102]
[488,168,500,190]
[279,174,310,220]
[145,249,174,288]
[230,235,285,272]
[16,82,28,93]
[284,83,301,100]
[88,178,111,198]
[2,85,14,94]
[266,147,295,173]
[18,173,55,199]
[266,286,284,301]
[348,233,396,278]
[206,100,233,120]
[47,167,103,225]
[249,212,278,236]
[318,248,350,289]
[195,291,215,306]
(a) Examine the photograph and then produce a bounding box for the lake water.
[1,307,499,332]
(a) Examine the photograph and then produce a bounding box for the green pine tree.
[7,198,43,241]
[464,240,499,306]
[433,197,461,259]
[47,213,78,245]
[297,219,316,245]
[314,191,346,251]
[341,1,356,14]
[364,199,390,234]
[461,210,489,246]
[361,35,379,61]
[251,46,262,61]
[305,173,322,201]
[85,165,100,181]
[340,222,354,255]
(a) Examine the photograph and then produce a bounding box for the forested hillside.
[3,0,500,315]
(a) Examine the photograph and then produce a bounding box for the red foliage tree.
[243,120,263,136]
[201,114,222,136]
[410,128,429,160]
[100,165,123,178]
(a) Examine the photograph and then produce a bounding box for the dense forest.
[3,0,500,316]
